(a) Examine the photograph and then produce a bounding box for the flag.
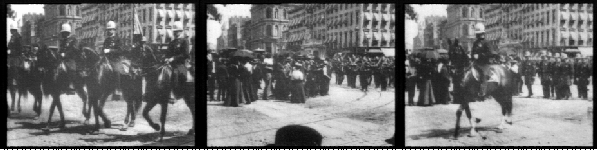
[133,7,143,36]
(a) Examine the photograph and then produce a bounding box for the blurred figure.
[290,63,306,103]
[434,58,451,104]
[267,125,323,146]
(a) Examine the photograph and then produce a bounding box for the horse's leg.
[98,92,112,128]
[158,101,168,141]
[31,86,43,119]
[142,98,160,131]
[54,93,66,129]
[184,84,195,135]
[454,104,464,138]
[76,82,90,122]
[130,87,143,128]
[462,103,479,137]
[44,93,58,131]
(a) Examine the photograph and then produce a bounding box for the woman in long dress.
[417,58,435,106]
[225,58,249,107]
[290,63,306,103]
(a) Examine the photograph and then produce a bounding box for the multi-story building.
[445,4,485,52]
[245,4,294,54]
[423,15,447,49]
[20,13,44,46]
[217,24,228,50]
[413,20,425,49]
[483,4,593,55]
[285,3,395,58]
[41,4,82,47]
[79,4,195,51]
[227,16,251,49]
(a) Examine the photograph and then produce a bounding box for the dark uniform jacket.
[577,62,591,86]
[538,60,551,85]
[522,60,536,85]
[560,61,573,86]
[102,36,123,60]
[471,39,492,65]
[166,37,190,77]
[8,33,23,57]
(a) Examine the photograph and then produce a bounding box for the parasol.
[417,48,440,60]
[233,49,255,59]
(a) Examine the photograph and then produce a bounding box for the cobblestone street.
[207,75,395,146]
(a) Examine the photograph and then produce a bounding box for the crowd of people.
[405,51,593,106]
[207,51,396,107]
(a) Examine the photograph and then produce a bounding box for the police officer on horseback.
[471,22,496,98]
[103,20,124,100]
[165,21,191,103]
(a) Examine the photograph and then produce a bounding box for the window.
[266,8,272,18]
[266,25,272,36]
[462,7,467,18]
[480,8,483,18]
[283,9,286,19]
[547,11,550,25]
[569,39,574,45]
[579,40,584,45]
[60,5,66,16]
[274,9,278,19]
[274,25,278,37]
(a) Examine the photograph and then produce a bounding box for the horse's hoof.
[495,128,503,133]
[128,123,135,128]
[104,121,112,128]
[83,120,90,125]
[150,123,161,131]
[475,118,482,123]
[119,127,128,131]
[41,127,51,133]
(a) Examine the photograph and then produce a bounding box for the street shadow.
[141,134,195,146]
[15,121,125,135]
[409,126,503,140]
[207,103,225,106]
[80,131,190,144]
[13,120,81,130]
[8,113,39,120]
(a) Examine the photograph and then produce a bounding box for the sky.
[9,4,44,27]
[207,4,252,49]
[411,4,447,23]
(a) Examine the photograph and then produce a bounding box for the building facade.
[245,4,293,54]
[78,3,195,51]
[41,4,82,47]
[217,24,228,50]
[227,16,251,49]
[483,4,593,55]
[20,13,44,46]
[413,20,425,49]
[423,15,447,49]
[285,3,395,58]
[445,4,485,52]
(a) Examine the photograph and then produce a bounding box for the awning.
[560,12,569,20]
[579,13,587,20]
[374,14,381,22]
[157,10,165,18]
[364,13,372,21]
[383,14,390,22]
[167,10,175,19]
[570,12,577,20]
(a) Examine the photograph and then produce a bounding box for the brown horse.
[39,46,71,131]
[142,50,195,141]
[447,39,515,138]
[85,48,118,133]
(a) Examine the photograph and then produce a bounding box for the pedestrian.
[522,53,536,98]
[434,58,451,104]
[262,55,274,100]
[242,59,256,103]
[560,54,573,100]
[165,21,190,103]
[373,56,382,89]
[538,54,552,99]
[103,20,125,101]
[224,58,247,106]
[577,57,591,100]
[549,54,558,99]
[359,59,371,92]
[216,58,229,101]
[379,57,389,91]
[509,59,521,95]
[553,54,563,100]
[406,56,417,106]
[252,58,262,101]
[417,58,435,106]
[290,63,306,104]
[207,52,217,101]
[318,59,330,96]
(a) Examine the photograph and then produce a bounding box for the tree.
[207,4,226,22]
[7,5,15,18]
[405,4,418,21]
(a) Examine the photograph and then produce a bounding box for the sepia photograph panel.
[405,4,593,146]
[7,3,196,146]
[207,3,396,146]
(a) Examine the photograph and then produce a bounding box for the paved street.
[207,75,395,146]
[405,77,593,146]
[7,86,195,146]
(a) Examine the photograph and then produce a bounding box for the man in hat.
[207,50,217,101]
[562,54,574,100]
[576,57,591,100]
[538,53,552,99]
[317,58,331,96]
[347,54,358,88]
[471,22,495,99]
[165,21,191,102]
[216,58,229,101]
[262,54,274,100]
[521,52,537,98]
[102,20,125,100]
[406,55,417,106]
[8,20,22,110]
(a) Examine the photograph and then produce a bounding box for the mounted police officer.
[166,21,191,102]
[471,22,495,99]
[59,23,81,95]
[102,20,124,100]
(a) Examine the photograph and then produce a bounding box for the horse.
[118,44,145,131]
[83,47,118,133]
[13,47,45,118]
[142,47,195,141]
[38,46,71,131]
[447,39,515,138]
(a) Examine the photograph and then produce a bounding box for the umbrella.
[418,49,440,60]
[232,49,255,59]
